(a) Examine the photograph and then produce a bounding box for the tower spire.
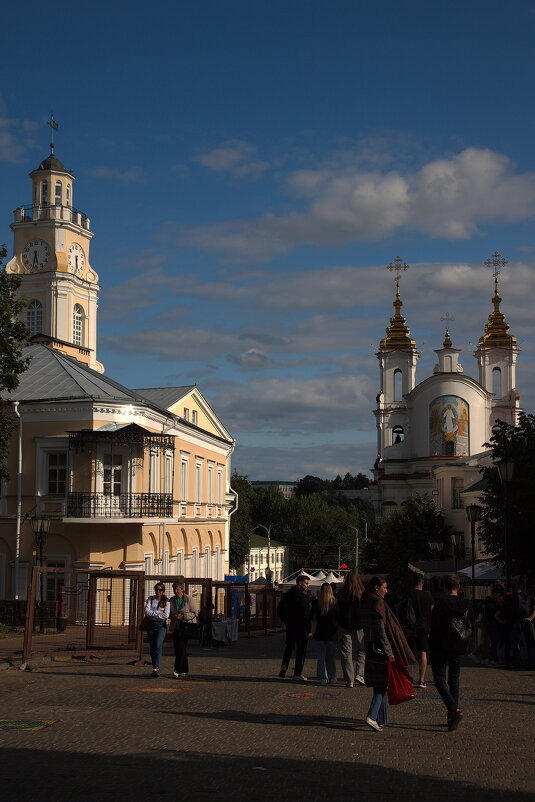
[380,257,416,350]
[47,113,58,154]
[478,251,516,347]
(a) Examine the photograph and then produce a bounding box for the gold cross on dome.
[441,312,455,326]
[484,251,508,279]
[386,256,410,283]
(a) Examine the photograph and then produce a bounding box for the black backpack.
[398,596,417,635]
[447,607,473,655]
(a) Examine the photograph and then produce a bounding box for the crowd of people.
[276,571,535,733]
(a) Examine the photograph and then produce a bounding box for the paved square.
[0,632,533,801]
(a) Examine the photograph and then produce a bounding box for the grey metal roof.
[5,345,158,405]
[31,152,74,176]
[132,386,195,409]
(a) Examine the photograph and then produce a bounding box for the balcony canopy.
[68,422,174,452]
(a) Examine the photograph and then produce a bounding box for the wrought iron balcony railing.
[67,492,173,519]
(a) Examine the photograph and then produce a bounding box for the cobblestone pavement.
[0,632,533,802]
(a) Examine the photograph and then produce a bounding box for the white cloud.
[0,116,38,163]
[177,148,535,261]
[193,139,269,177]
[87,166,146,183]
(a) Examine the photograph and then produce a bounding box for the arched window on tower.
[392,425,404,445]
[55,180,62,206]
[27,300,42,336]
[492,367,502,399]
[73,304,84,346]
[393,369,402,402]
[41,180,48,205]
[66,184,71,206]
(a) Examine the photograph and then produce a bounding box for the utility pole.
[355,527,359,573]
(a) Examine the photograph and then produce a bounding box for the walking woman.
[144,582,170,678]
[169,582,197,678]
[311,583,339,685]
[360,576,415,731]
[337,570,366,687]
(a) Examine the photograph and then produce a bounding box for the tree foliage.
[0,246,30,481]
[369,494,452,589]
[479,414,535,586]
[228,472,254,570]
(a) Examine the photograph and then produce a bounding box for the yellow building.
[1,146,236,601]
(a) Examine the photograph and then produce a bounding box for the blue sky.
[2,0,535,479]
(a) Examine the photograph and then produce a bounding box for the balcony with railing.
[66,492,173,519]
[14,204,91,230]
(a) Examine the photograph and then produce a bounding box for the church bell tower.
[5,117,104,373]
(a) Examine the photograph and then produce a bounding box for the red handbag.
[387,658,415,705]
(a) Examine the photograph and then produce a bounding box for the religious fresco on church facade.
[429,396,469,456]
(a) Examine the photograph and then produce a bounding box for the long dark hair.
[338,570,364,601]
[364,575,386,596]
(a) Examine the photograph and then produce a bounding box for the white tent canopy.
[458,562,505,580]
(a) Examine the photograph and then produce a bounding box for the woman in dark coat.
[169,582,197,678]
[311,583,339,685]
[337,570,365,687]
[360,576,416,731]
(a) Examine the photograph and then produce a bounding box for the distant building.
[247,534,288,584]
[250,481,297,500]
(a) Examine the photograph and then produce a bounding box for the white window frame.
[164,452,173,495]
[204,547,211,578]
[192,410,198,426]
[207,463,214,504]
[195,460,203,503]
[176,549,184,576]
[183,407,190,421]
[191,548,199,577]
[73,303,85,346]
[27,299,43,337]
[36,438,69,500]
[217,467,223,505]
[149,449,159,493]
[180,453,189,501]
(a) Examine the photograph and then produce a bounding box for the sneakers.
[365,717,383,732]
[355,675,365,686]
[320,678,328,686]
[173,671,179,678]
[278,667,287,678]
[346,681,354,688]
[292,675,307,682]
[447,709,463,731]
[151,668,160,678]
[173,671,187,678]
[415,681,426,689]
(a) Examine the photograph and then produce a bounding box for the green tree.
[0,246,30,481]
[371,494,452,589]
[479,414,535,586]
[228,473,254,571]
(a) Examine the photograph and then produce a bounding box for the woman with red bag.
[360,576,416,731]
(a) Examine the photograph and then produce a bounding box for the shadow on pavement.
[2,747,533,802]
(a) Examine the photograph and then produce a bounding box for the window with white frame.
[165,452,173,495]
[176,549,184,576]
[191,548,199,577]
[180,455,189,501]
[192,410,198,425]
[27,300,43,336]
[47,452,68,495]
[149,450,158,493]
[73,304,84,346]
[217,468,223,505]
[204,547,210,577]
[207,465,213,503]
[66,184,71,206]
[55,180,62,205]
[183,407,190,421]
[195,461,202,503]
[41,180,48,205]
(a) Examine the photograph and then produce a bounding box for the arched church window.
[392,425,404,444]
[27,300,42,336]
[41,180,48,205]
[393,369,402,402]
[492,367,501,399]
[55,180,62,205]
[73,304,84,346]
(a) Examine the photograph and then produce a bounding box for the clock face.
[22,239,50,271]
[68,243,86,276]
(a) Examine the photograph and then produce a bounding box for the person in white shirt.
[144,582,170,677]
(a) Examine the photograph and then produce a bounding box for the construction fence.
[19,568,284,665]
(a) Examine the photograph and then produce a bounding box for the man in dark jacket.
[429,573,474,731]
[277,575,312,681]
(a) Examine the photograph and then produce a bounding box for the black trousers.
[172,630,189,674]
[281,626,308,676]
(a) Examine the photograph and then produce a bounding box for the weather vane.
[48,113,59,153]
[386,256,410,284]
[484,251,508,280]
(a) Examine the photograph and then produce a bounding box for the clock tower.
[5,140,104,373]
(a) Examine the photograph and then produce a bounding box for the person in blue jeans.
[144,582,170,677]
[360,576,415,732]
[429,573,474,731]
[311,583,339,685]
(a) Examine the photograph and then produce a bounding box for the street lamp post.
[465,504,482,609]
[253,524,272,587]
[31,516,51,632]
[496,457,514,592]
